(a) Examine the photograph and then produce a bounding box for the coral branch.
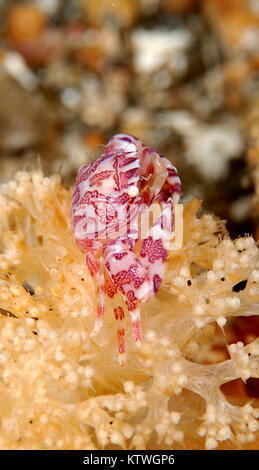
[0,170,258,449]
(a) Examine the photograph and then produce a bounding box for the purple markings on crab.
[168,167,178,177]
[121,136,134,143]
[153,274,162,294]
[171,183,181,193]
[71,133,181,364]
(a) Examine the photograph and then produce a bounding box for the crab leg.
[138,200,174,301]
[103,200,174,338]
[128,307,142,344]
[86,250,127,364]
[103,240,152,343]
[85,253,106,337]
[113,305,126,366]
[102,267,127,365]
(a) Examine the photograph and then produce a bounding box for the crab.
[71,133,181,365]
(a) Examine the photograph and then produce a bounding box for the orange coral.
[0,171,258,449]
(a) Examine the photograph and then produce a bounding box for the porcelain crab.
[71,133,181,365]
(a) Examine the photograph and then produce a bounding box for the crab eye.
[126,143,137,153]
[127,186,139,198]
